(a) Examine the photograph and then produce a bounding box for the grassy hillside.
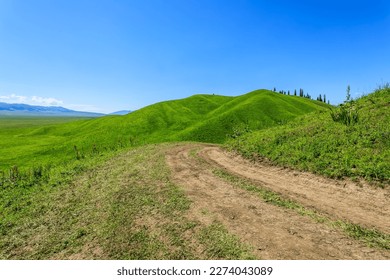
[228,87,390,184]
[178,90,330,143]
[0,94,232,170]
[0,89,329,171]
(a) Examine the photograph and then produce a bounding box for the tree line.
[272,87,330,104]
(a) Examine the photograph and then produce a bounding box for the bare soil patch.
[166,143,390,259]
[199,146,390,234]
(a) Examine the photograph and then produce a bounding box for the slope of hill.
[0,102,104,117]
[228,87,390,183]
[0,89,329,170]
[178,90,330,143]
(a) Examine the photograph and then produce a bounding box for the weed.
[334,221,390,250]
[9,166,21,182]
[330,85,359,126]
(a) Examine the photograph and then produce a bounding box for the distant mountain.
[0,102,104,117]
[108,110,132,115]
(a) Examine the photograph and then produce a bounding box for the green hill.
[228,87,390,184]
[0,89,329,170]
[178,90,330,143]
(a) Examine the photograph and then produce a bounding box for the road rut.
[166,143,389,259]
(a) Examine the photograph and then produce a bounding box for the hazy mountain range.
[0,102,131,117]
[108,110,132,115]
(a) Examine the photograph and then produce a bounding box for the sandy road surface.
[166,143,390,259]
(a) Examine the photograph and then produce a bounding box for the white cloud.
[0,94,27,103]
[31,96,63,106]
[0,93,63,106]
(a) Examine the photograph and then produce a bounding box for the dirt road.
[166,143,390,259]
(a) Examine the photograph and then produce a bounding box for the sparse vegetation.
[198,222,255,259]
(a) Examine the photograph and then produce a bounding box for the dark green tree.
[346,85,351,101]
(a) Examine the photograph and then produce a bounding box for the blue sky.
[0,0,389,113]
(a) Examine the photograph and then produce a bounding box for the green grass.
[0,90,329,259]
[0,116,92,129]
[198,222,255,259]
[228,88,390,183]
[1,87,388,259]
[0,89,328,172]
[178,90,330,143]
[0,143,254,259]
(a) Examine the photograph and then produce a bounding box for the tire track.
[166,143,389,259]
[199,146,390,234]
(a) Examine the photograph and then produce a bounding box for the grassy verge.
[0,143,254,259]
[213,169,390,250]
[0,148,125,259]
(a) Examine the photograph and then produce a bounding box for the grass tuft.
[198,222,256,260]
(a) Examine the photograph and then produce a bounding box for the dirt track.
[166,143,390,259]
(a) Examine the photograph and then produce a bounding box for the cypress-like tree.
[294,89,297,96]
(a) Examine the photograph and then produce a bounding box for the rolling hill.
[0,89,330,170]
[228,87,390,183]
[177,90,330,143]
